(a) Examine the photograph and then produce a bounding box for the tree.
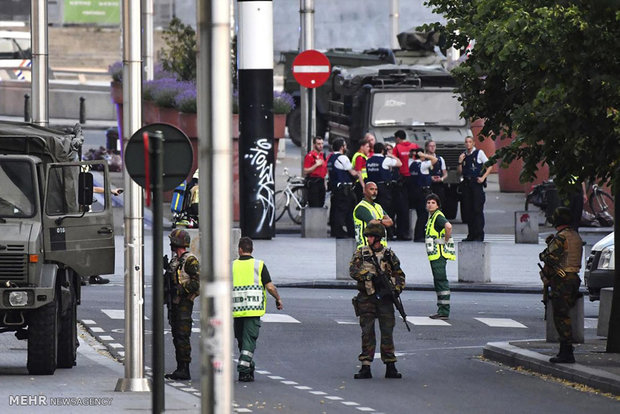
[420,0,620,193]
[421,0,620,352]
[160,17,197,82]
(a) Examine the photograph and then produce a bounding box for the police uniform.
[167,251,200,376]
[327,152,356,238]
[409,158,433,241]
[232,255,273,378]
[460,147,488,241]
[539,209,582,363]
[430,156,447,208]
[349,225,406,379]
[425,209,455,318]
[366,153,398,236]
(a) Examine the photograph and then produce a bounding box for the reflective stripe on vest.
[352,152,368,179]
[232,258,267,317]
[353,200,387,249]
[425,210,456,261]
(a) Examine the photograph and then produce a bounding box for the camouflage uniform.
[167,252,200,363]
[349,245,406,363]
[540,227,582,343]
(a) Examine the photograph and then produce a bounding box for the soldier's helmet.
[169,229,191,247]
[551,206,572,227]
[364,222,385,238]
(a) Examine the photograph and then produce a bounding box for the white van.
[0,30,31,80]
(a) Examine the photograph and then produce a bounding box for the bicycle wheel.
[274,190,289,222]
[287,186,307,225]
[589,188,613,214]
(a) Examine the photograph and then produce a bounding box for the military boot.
[385,362,402,379]
[549,342,575,364]
[165,362,191,380]
[353,365,372,379]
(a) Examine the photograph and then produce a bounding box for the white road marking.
[235,409,252,413]
[90,327,104,332]
[261,314,300,323]
[406,316,451,326]
[255,370,270,374]
[342,401,359,406]
[356,408,375,412]
[268,376,284,380]
[99,335,114,341]
[281,380,298,385]
[336,319,358,325]
[82,319,96,325]
[309,391,327,395]
[373,352,404,359]
[101,309,149,320]
[584,318,598,329]
[475,318,527,328]
[295,386,312,390]
[325,396,343,400]
[109,343,124,349]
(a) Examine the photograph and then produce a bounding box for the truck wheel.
[57,279,77,368]
[286,107,302,147]
[27,299,58,375]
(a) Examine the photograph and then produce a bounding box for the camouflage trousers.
[430,257,450,316]
[356,293,396,364]
[549,272,581,343]
[168,297,194,363]
[234,316,261,374]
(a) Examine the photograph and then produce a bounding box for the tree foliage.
[420,0,620,192]
[160,17,197,82]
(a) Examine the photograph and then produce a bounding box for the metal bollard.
[79,96,86,124]
[24,94,30,122]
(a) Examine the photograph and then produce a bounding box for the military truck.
[0,121,115,374]
[280,30,445,147]
[326,64,471,219]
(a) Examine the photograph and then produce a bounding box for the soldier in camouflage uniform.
[349,222,406,379]
[165,229,200,380]
[539,207,582,363]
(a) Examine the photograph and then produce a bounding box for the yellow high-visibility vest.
[351,152,368,179]
[425,210,456,261]
[353,200,387,249]
[232,258,267,318]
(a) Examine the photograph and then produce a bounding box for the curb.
[483,341,620,396]
[276,281,588,296]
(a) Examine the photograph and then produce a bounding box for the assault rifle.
[538,263,549,320]
[370,251,411,332]
[163,255,173,309]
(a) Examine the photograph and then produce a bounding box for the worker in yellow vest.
[232,237,283,382]
[351,137,372,201]
[424,193,455,320]
[353,182,393,248]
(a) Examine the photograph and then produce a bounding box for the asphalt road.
[79,286,616,414]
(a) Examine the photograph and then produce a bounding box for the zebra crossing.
[95,309,562,329]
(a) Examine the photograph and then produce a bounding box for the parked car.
[584,232,615,301]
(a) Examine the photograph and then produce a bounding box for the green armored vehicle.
[0,121,115,374]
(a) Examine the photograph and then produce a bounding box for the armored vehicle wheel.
[27,299,59,375]
[57,280,78,368]
[286,108,302,146]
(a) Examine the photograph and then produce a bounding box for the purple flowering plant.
[273,90,295,114]
[108,61,123,82]
[175,83,197,113]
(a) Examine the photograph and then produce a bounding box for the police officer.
[327,138,364,238]
[366,142,402,239]
[457,136,492,241]
[353,181,393,248]
[349,223,406,379]
[165,229,200,380]
[393,130,420,240]
[539,207,583,363]
[425,193,455,320]
[233,237,283,382]
[425,140,448,208]
[351,136,372,202]
[408,148,437,242]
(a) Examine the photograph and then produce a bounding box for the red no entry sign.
[292,50,331,89]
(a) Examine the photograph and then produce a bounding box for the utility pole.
[197,1,233,412]
[238,0,276,239]
[299,0,315,158]
[142,0,154,81]
[389,0,399,50]
[30,0,48,125]
[115,0,150,394]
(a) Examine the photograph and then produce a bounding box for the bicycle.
[587,183,614,226]
[274,167,308,225]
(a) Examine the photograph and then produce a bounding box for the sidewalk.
[0,327,200,413]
